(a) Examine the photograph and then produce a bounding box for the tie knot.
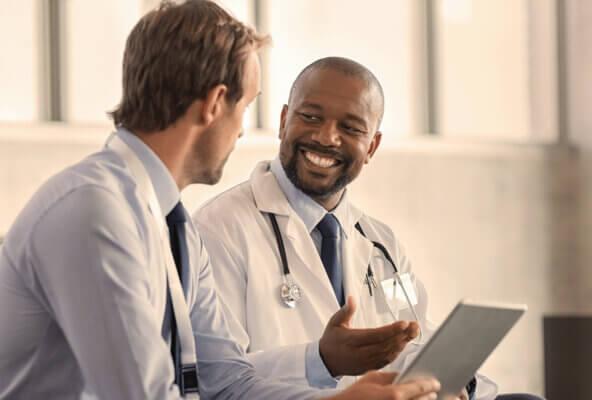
[317,213,340,239]
[166,201,187,225]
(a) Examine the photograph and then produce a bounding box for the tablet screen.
[394,299,526,399]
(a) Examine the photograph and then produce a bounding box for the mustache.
[295,143,344,161]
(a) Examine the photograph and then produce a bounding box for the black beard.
[282,144,352,199]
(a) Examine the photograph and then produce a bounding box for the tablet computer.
[394,299,526,398]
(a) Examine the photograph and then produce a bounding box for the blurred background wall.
[2,1,592,398]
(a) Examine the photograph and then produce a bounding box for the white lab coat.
[194,161,497,398]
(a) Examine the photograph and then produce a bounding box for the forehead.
[290,68,380,119]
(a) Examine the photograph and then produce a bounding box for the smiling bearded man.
[193,57,497,399]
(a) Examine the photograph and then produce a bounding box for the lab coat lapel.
[343,225,374,329]
[282,215,342,310]
[250,161,341,319]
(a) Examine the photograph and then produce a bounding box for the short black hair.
[288,56,385,126]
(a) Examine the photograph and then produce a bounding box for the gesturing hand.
[319,296,420,377]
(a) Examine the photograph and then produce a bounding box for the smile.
[302,150,339,168]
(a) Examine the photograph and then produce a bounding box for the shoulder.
[193,179,259,233]
[358,212,397,245]
[4,151,142,258]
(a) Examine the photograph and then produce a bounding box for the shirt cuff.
[305,341,339,389]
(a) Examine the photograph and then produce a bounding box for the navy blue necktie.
[165,201,194,391]
[317,214,345,306]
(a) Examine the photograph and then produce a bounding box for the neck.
[133,120,195,190]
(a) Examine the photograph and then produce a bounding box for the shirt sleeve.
[195,221,337,389]
[186,230,335,399]
[305,341,340,388]
[29,186,184,400]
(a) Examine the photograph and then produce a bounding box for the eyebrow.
[298,102,323,111]
[343,113,368,127]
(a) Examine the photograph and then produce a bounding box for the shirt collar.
[115,128,180,217]
[270,157,358,238]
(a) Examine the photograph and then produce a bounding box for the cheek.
[344,143,372,169]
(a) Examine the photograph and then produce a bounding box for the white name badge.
[380,273,418,311]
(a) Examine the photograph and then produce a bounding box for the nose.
[312,120,341,147]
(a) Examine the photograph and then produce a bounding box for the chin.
[298,171,353,198]
[202,172,223,185]
[189,168,223,186]
[294,176,336,198]
[210,167,225,185]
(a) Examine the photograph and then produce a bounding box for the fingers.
[406,321,421,340]
[348,320,418,347]
[392,377,440,400]
[413,395,438,400]
[358,338,410,368]
[328,296,357,328]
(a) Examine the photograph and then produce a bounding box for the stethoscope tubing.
[269,211,290,276]
[268,211,423,341]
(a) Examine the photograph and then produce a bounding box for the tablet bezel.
[394,299,527,398]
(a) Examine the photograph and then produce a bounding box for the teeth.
[303,151,337,168]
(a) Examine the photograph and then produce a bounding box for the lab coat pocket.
[379,273,418,317]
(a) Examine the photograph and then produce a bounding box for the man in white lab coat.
[194,57,501,400]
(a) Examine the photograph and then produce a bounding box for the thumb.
[328,296,356,328]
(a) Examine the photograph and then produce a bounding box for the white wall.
[1,123,580,397]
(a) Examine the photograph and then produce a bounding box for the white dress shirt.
[0,129,330,400]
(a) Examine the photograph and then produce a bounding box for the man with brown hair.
[0,1,443,399]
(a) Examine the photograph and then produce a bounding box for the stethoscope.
[267,212,423,340]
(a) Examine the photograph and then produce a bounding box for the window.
[61,1,143,123]
[432,0,558,141]
[0,0,40,121]
[263,0,426,138]
[0,0,563,142]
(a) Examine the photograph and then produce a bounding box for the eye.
[297,112,321,123]
[341,123,365,135]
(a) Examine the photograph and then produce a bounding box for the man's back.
[0,141,174,398]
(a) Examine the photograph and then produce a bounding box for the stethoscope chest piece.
[280,279,302,308]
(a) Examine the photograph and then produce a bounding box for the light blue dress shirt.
[0,129,330,399]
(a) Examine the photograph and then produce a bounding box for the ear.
[365,131,382,163]
[278,104,288,139]
[201,84,228,126]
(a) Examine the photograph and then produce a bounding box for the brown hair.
[109,0,270,133]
